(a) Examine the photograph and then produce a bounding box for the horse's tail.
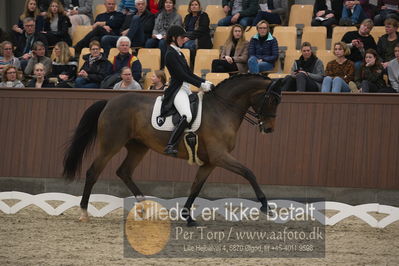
[63,100,108,182]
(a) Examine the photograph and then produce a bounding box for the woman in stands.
[247,20,278,73]
[12,0,44,34]
[159,25,213,155]
[149,70,167,90]
[356,49,388,93]
[211,24,248,73]
[0,66,24,88]
[0,41,21,73]
[145,0,182,68]
[42,0,72,46]
[322,41,355,92]
[63,0,92,34]
[113,67,142,90]
[26,62,52,88]
[50,41,77,87]
[75,40,112,88]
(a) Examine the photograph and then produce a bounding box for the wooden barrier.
[1,88,399,189]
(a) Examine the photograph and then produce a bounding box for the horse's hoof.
[187,220,198,227]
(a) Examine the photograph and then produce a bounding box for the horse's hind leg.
[213,153,269,213]
[183,164,215,226]
[116,140,148,198]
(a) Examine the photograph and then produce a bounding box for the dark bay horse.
[63,74,282,225]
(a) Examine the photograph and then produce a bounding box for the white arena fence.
[1,191,398,228]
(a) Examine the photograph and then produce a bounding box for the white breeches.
[173,82,192,123]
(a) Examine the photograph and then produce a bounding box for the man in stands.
[217,0,258,27]
[377,18,399,68]
[387,43,399,92]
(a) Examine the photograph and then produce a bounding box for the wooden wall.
[1,88,399,189]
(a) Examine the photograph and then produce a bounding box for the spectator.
[13,17,48,71]
[183,0,212,51]
[37,0,53,15]
[247,20,278,74]
[311,0,344,37]
[101,36,142,88]
[74,0,124,55]
[342,18,377,78]
[42,0,72,46]
[359,0,378,19]
[374,0,399,26]
[377,18,399,68]
[252,0,289,26]
[356,48,387,92]
[148,70,167,90]
[24,41,52,76]
[322,41,355,92]
[118,0,137,14]
[0,66,24,88]
[145,0,182,68]
[101,0,155,57]
[147,0,164,14]
[211,24,248,73]
[281,42,325,92]
[113,67,142,89]
[26,62,52,88]
[50,41,77,87]
[12,0,44,35]
[63,0,93,33]
[218,0,258,27]
[339,0,366,25]
[75,41,112,88]
[0,41,21,73]
[387,43,399,92]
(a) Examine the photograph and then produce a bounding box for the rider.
[159,25,214,155]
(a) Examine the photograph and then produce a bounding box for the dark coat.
[17,15,45,33]
[110,53,142,82]
[342,30,377,62]
[313,0,344,20]
[80,54,113,84]
[121,10,155,41]
[161,46,205,117]
[95,11,125,35]
[183,12,212,49]
[13,31,48,57]
[377,32,399,62]
[248,33,279,63]
[222,0,259,17]
[43,14,72,45]
[26,78,52,88]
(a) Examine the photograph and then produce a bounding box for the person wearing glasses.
[0,41,21,73]
[113,67,142,90]
[0,65,24,88]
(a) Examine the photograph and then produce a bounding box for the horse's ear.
[269,78,282,94]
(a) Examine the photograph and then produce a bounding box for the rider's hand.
[200,81,213,92]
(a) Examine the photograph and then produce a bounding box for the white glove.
[200,80,213,92]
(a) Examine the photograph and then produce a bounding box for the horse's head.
[251,79,282,134]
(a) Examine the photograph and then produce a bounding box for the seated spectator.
[63,0,93,33]
[0,66,24,88]
[24,41,52,76]
[13,17,48,71]
[101,0,155,57]
[50,41,78,87]
[322,41,355,92]
[377,18,399,68]
[42,0,72,46]
[312,0,344,37]
[74,0,125,55]
[12,0,44,35]
[218,0,258,27]
[359,0,378,19]
[147,0,164,14]
[101,36,142,88]
[247,20,278,74]
[356,49,388,92]
[75,40,112,88]
[26,62,52,88]
[148,70,167,90]
[183,0,212,51]
[118,0,137,14]
[342,18,377,78]
[252,0,289,26]
[113,67,142,89]
[145,0,182,68]
[387,43,399,92]
[212,24,248,73]
[0,41,21,73]
[281,42,325,92]
[339,0,366,25]
[374,0,399,26]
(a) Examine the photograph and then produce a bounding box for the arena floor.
[1,204,398,265]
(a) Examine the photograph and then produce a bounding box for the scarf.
[88,54,102,67]
[296,54,317,72]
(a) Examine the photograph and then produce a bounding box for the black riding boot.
[164,116,188,155]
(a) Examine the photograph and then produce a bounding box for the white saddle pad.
[151,92,203,132]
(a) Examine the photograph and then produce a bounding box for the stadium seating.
[283,50,301,74]
[177,5,188,19]
[273,26,297,52]
[72,25,92,46]
[194,49,220,78]
[288,5,313,29]
[137,48,161,77]
[205,5,225,27]
[316,50,335,67]
[301,27,327,50]
[244,26,257,40]
[330,26,357,50]
[94,4,106,20]
[370,26,386,42]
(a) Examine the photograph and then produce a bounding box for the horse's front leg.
[213,153,269,213]
[182,164,215,226]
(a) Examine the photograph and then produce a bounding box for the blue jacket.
[248,33,279,64]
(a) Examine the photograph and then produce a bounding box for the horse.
[62,74,282,226]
